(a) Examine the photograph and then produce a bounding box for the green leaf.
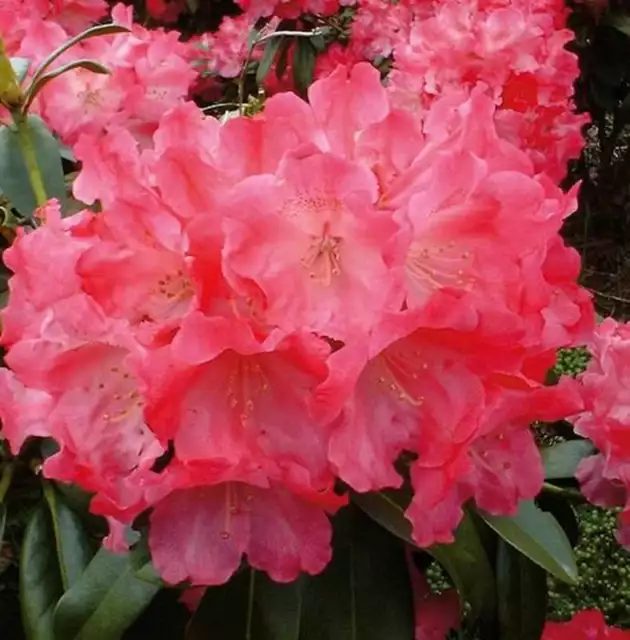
[299,507,414,639]
[292,38,316,94]
[607,13,630,37]
[20,504,63,640]
[43,483,93,591]
[310,34,326,52]
[53,548,162,640]
[541,440,594,480]
[187,570,303,639]
[353,489,495,621]
[496,541,547,640]
[188,507,414,640]
[0,115,66,216]
[10,57,30,84]
[480,500,578,585]
[351,489,415,545]
[256,36,284,85]
[430,514,496,621]
[23,59,110,112]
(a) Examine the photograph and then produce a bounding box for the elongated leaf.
[43,484,93,591]
[300,507,414,639]
[292,38,316,94]
[541,440,594,480]
[20,505,63,640]
[23,60,110,112]
[53,548,161,640]
[27,24,129,91]
[496,541,547,640]
[352,489,415,545]
[354,490,495,621]
[256,36,284,85]
[187,570,303,639]
[480,500,578,584]
[0,115,65,216]
[188,507,414,640]
[430,514,496,621]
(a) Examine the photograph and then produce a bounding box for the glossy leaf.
[256,36,284,85]
[23,60,110,112]
[53,548,161,640]
[299,507,414,639]
[496,541,547,640]
[292,38,316,94]
[0,115,66,216]
[352,489,415,545]
[354,489,495,621]
[187,570,303,640]
[541,440,594,480]
[188,507,414,639]
[43,483,93,591]
[480,500,578,585]
[430,514,496,621]
[20,505,63,640]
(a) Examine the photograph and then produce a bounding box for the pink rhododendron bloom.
[570,319,630,547]
[150,480,334,585]
[0,53,591,584]
[543,610,630,639]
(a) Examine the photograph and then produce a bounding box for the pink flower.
[150,480,334,585]
[221,152,402,340]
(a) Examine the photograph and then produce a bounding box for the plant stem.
[0,462,15,503]
[12,112,47,208]
[542,482,588,504]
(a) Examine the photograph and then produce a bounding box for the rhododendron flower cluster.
[1,3,195,146]
[542,610,630,639]
[386,0,587,182]
[570,318,630,548]
[0,60,592,587]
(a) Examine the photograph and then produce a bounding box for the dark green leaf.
[430,514,496,622]
[53,548,162,640]
[23,60,110,112]
[310,34,326,52]
[299,507,414,639]
[496,541,547,640]
[187,570,303,640]
[536,494,579,548]
[541,440,594,480]
[292,38,316,94]
[480,500,578,585]
[43,483,93,591]
[0,115,66,216]
[20,504,63,640]
[188,507,414,640]
[256,37,285,85]
[352,488,415,545]
[353,490,495,621]
[10,58,30,84]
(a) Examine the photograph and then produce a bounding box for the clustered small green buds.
[548,505,630,626]
[553,346,591,378]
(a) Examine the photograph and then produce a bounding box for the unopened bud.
[0,38,23,108]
